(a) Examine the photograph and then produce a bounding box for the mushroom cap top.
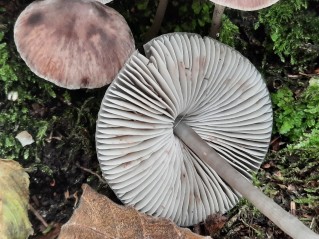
[96,33,272,226]
[209,0,279,10]
[14,0,135,89]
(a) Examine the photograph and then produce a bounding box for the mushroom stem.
[143,0,169,42]
[209,4,225,38]
[174,122,319,239]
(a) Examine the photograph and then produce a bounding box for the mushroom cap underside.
[96,33,273,226]
[14,0,135,89]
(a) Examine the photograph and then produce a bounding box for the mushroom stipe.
[96,33,319,238]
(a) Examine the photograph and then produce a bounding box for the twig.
[144,0,169,42]
[290,201,296,216]
[310,217,316,230]
[299,72,319,78]
[29,203,49,228]
[77,164,107,184]
[240,218,262,236]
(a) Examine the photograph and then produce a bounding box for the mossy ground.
[1,0,319,238]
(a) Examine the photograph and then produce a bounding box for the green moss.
[271,77,319,145]
[219,15,240,47]
[256,0,319,67]
[0,31,18,93]
[271,149,319,211]
[0,25,50,159]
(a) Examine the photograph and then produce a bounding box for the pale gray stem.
[174,122,319,239]
[209,4,225,38]
[144,0,169,42]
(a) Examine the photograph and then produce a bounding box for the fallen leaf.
[59,184,210,239]
[270,137,282,151]
[204,214,227,235]
[274,171,283,180]
[287,184,297,192]
[262,163,272,169]
[0,158,33,239]
[15,130,34,147]
[278,184,287,190]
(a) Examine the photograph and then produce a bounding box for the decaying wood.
[59,184,210,239]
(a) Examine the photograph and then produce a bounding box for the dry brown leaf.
[290,201,296,216]
[204,214,227,235]
[59,184,210,239]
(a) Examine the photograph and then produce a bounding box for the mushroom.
[209,0,279,38]
[97,0,113,4]
[14,0,135,89]
[96,33,319,238]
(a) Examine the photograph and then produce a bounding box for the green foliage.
[0,31,18,93]
[0,104,55,160]
[271,77,319,146]
[136,0,149,10]
[275,149,319,211]
[0,24,55,160]
[219,15,240,47]
[118,0,241,47]
[167,0,213,33]
[256,0,319,66]
[190,0,212,29]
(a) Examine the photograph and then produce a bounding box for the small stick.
[290,201,296,216]
[78,165,106,184]
[298,72,319,77]
[310,217,316,230]
[144,0,169,42]
[29,203,49,228]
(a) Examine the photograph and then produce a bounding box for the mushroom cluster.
[96,32,272,226]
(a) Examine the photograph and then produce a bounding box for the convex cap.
[14,0,135,89]
[96,33,272,226]
[209,0,280,10]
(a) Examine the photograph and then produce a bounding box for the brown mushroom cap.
[209,0,279,11]
[14,0,135,89]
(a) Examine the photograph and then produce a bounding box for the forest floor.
[1,0,318,239]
